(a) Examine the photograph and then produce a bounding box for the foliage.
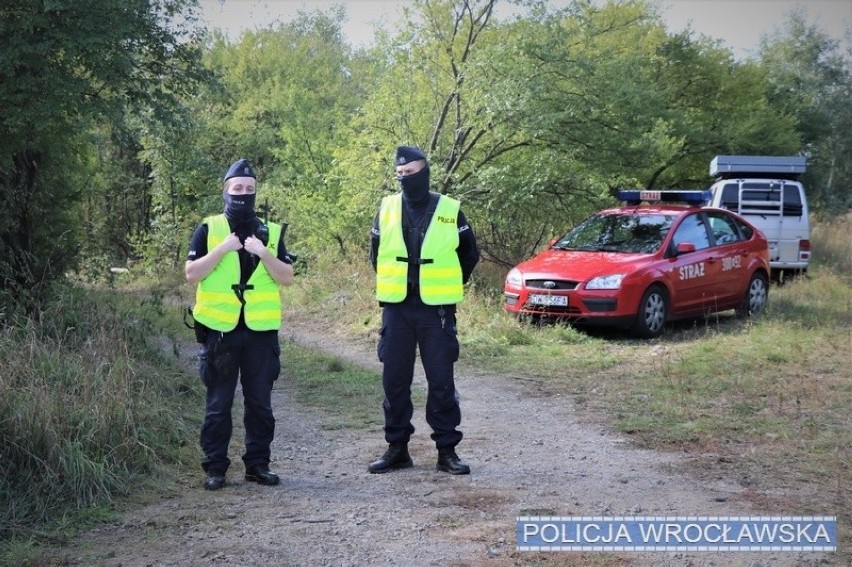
[4,0,850,310]
[170,8,374,262]
[809,213,852,276]
[759,9,852,214]
[332,0,516,256]
[0,285,200,549]
[329,0,808,266]
[468,0,801,262]
[0,0,207,314]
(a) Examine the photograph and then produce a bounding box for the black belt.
[396,256,434,265]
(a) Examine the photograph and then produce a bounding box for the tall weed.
[0,285,200,548]
[810,213,851,277]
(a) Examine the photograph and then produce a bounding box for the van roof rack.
[710,155,806,180]
[617,190,711,206]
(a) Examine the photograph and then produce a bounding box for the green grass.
[279,338,388,431]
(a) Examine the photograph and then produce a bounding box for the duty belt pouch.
[207,333,237,385]
[184,307,208,344]
[194,321,209,344]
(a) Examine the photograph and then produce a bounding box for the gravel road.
[59,320,837,566]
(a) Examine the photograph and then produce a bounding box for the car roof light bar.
[617,190,711,206]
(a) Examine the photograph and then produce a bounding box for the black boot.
[368,443,413,474]
[436,447,470,475]
[245,465,280,486]
[203,472,226,491]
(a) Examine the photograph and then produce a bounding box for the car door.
[705,211,749,306]
[668,212,718,315]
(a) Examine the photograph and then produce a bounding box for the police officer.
[186,158,294,490]
[368,146,480,475]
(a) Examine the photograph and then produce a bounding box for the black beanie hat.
[395,146,427,166]
[223,158,256,181]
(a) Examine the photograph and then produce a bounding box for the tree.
[0,0,207,316]
[334,0,535,261]
[759,10,852,214]
[469,0,800,262]
[170,8,370,260]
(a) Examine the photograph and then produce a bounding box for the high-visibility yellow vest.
[376,193,464,305]
[193,214,283,331]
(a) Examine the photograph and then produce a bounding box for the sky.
[197,0,851,59]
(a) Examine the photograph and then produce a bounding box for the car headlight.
[506,268,523,287]
[585,274,625,290]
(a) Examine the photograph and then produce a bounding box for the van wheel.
[632,285,668,338]
[736,272,768,317]
[772,269,807,285]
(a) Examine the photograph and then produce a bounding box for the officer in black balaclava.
[368,145,480,476]
[185,158,294,491]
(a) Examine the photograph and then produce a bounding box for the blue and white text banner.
[516,516,837,552]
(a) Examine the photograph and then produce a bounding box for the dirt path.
[59,320,836,566]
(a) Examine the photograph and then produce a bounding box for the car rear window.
[553,213,675,254]
[732,217,754,239]
[707,212,743,245]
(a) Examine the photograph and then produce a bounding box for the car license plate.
[529,294,568,307]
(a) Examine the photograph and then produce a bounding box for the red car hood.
[516,249,654,281]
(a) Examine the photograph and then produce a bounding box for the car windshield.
[552,213,675,253]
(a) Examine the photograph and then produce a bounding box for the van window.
[782,185,804,215]
[720,183,740,209]
[719,182,803,216]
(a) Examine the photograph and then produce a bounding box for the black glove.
[254,220,269,246]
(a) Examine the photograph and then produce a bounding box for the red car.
[503,191,771,337]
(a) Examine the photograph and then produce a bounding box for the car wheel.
[736,272,768,317]
[632,285,668,338]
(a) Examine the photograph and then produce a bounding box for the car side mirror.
[676,242,696,255]
[549,238,558,247]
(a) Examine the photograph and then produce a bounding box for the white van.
[707,155,811,280]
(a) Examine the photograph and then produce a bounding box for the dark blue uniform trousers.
[378,298,463,449]
[199,327,280,474]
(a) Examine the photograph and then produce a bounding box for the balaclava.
[222,191,257,224]
[395,146,430,204]
[222,158,257,224]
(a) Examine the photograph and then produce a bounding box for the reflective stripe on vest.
[376,194,464,305]
[193,214,283,331]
